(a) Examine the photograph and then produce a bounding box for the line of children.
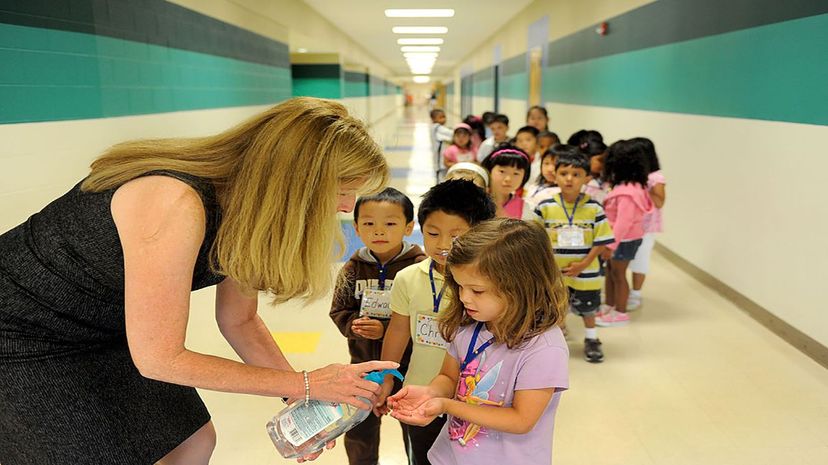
[377,180,496,465]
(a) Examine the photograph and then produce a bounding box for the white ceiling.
[301,0,535,80]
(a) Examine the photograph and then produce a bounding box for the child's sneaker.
[595,309,630,327]
[596,304,613,317]
[627,295,642,311]
[584,338,604,363]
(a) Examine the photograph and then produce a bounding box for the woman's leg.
[611,260,631,313]
[156,421,216,465]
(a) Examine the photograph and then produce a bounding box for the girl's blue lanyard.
[460,322,495,371]
[559,193,583,226]
[377,264,388,290]
[429,260,445,313]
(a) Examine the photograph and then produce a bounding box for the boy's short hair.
[417,180,496,228]
[491,114,509,126]
[516,126,540,138]
[429,108,445,121]
[552,144,590,173]
[539,131,560,144]
[482,111,496,125]
[354,187,415,223]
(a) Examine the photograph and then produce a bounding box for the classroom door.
[529,47,543,107]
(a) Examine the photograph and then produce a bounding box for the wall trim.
[655,243,828,370]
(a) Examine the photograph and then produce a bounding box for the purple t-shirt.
[427,324,569,465]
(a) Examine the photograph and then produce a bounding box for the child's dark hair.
[429,108,445,120]
[418,179,496,228]
[516,125,540,138]
[580,138,608,158]
[354,187,415,223]
[605,139,650,187]
[526,105,549,129]
[462,114,486,142]
[627,137,660,172]
[481,145,532,188]
[491,113,509,126]
[440,218,567,348]
[567,129,603,147]
[482,111,496,125]
[553,145,590,173]
[539,131,560,145]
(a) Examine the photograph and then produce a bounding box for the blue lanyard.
[460,322,495,371]
[377,264,388,290]
[429,261,445,313]
[559,193,582,226]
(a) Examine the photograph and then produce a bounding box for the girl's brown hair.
[81,97,388,303]
[439,218,568,348]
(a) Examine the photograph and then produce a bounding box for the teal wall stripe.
[542,14,828,126]
[292,78,342,99]
[0,23,291,124]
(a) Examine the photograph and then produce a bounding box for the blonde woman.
[0,98,397,465]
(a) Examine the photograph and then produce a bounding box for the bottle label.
[280,402,343,447]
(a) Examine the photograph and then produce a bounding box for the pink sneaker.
[595,309,630,327]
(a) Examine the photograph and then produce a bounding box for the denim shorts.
[568,287,602,317]
[612,239,643,261]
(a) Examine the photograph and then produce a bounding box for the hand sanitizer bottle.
[267,369,404,459]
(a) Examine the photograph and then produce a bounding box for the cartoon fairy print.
[449,351,504,447]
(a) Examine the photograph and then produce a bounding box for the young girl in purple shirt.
[388,219,570,465]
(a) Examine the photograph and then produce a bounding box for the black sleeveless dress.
[0,171,225,465]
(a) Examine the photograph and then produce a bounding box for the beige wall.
[452,0,828,348]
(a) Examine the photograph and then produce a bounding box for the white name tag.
[415,313,448,349]
[558,225,585,247]
[359,289,392,319]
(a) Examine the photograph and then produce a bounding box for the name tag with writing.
[359,289,392,319]
[558,225,585,247]
[415,313,448,349]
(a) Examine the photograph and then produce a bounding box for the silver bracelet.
[302,370,310,405]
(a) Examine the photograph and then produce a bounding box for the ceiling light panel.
[385,9,454,17]
[397,38,444,45]
[412,76,431,83]
[401,46,440,52]
[392,26,448,34]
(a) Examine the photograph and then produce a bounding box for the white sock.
[630,290,641,298]
[585,328,598,340]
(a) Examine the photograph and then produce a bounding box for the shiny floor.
[187,106,828,465]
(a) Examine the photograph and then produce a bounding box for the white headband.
[446,162,489,187]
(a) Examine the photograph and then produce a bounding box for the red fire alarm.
[596,22,609,36]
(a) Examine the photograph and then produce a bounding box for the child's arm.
[650,183,666,208]
[561,245,606,277]
[328,263,361,339]
[374,312,411,415]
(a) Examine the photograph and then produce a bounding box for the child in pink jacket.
[597,139,654,327]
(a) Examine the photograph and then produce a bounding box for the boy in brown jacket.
[330,187,424,465]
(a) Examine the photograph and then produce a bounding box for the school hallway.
[182,106,828,465]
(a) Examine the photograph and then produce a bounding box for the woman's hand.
[308,360,399,410]
[296,440,335,463]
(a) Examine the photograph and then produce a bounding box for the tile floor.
[185,106,828,465]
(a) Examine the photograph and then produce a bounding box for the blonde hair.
[439,218,567,348]
[82,97,388,303]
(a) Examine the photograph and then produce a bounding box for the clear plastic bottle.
[267,369,404,459]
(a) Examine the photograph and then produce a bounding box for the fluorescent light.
[404,52,438,59]
[401,46,440,52]
[297,48,307,53]
[397,38,444,45]
[392,26,448,34]
[413,76,431,83]
[385,9,454,17]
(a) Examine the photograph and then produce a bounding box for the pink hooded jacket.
[603,182,655,250]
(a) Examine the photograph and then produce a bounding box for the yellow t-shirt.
[389,257,450,386]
